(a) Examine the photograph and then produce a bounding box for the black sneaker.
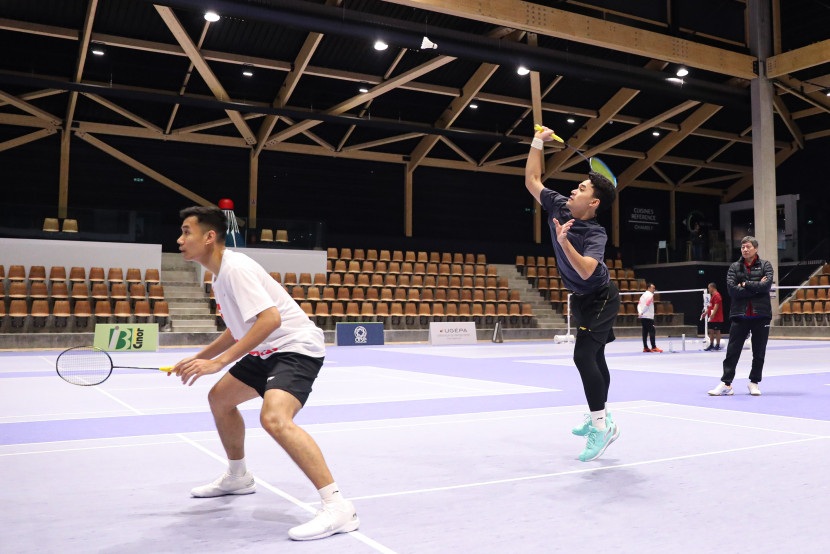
[703,345,714,351]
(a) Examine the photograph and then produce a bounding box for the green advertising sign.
[93,324,159,351]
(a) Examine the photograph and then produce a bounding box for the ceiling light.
[91,49,104,56]
[242,70,253,77]
[567,116,575,124]
[652,131,660,137]
[676,67,689,77]
[517,66,530,76]
[204,11,220,22]
[359,86,369,93]
[667,77,684,85]
[469,103,478,109]
[374,40,388,51]
[825,89,830,97]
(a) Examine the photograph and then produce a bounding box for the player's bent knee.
[260,411,294,439]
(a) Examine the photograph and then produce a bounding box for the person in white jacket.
[637,283,662,352]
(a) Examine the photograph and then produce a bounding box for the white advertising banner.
[428,322,477,345]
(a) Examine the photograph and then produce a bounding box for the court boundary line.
[83,378,399,553]
[344,435,827,503]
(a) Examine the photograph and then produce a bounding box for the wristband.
[531,137,544,150]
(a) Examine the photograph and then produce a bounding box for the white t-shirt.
[212,249,325,358]
[637,290,655,320]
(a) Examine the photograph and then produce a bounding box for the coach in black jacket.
[708,236,774,396]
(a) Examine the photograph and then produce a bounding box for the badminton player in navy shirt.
[525,125,621,461]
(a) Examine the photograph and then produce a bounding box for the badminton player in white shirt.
[173,206,358,541]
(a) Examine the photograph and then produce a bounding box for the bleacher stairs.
[160,253,218,334]
[492,264,566,331]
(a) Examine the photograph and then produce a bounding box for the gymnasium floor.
[2,338,829,553]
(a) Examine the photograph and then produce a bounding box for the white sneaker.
[288,501,360,541]
[748,382,761,396]
[190,471,256,498]
[708,382,734,396]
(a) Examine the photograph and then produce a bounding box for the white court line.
[0,402,660,453]
[331,366,546,393]
[616,407,827,438]
[345,435,827,503]
[78,378,398,554]
[644,400,830,426]
[176,433,397,554]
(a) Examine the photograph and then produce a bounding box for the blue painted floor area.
[1,338,829,553]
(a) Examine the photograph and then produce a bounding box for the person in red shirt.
[701,282,723,351]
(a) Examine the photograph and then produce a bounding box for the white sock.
[228,457,247,477]
[319,482,346,506]
[590,409,607,431]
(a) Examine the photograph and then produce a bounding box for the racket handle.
[159,366,174,373]
[533,124,565,143]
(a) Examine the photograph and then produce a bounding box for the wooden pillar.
[58,130,70,219]
[248,150,258,230]
[670,189,677,250]
[404,168,413,237]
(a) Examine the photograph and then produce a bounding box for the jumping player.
[524,126,620,461]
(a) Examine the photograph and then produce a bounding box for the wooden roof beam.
[378,0,757,78]
[766,39,830,78]
[65,0,98,131]
[75,130,215,206]
[154,5,256,145]
[265,56,455,146]
[617,103,722,191]
[82,93,163,133]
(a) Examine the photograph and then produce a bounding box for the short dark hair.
[179,206,227,240]
[588,171,616,213]
[708,282,717,290]
[740,236,758,248]
[647,282,655,289]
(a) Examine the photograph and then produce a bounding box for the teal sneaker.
[572,412,614,437]
[578,421,620,462]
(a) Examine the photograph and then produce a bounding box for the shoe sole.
[707,391,734,396]
[579,425,620,462]
[191,485,256,498]
[289,517,360,541]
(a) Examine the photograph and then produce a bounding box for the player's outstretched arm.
[525,127,555,203]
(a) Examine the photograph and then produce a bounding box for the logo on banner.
[429,322,477,345]
[93,323,159,351]
[354,325,368,344]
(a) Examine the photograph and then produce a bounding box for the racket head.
[589,157,617,188]
[56,346,114,386]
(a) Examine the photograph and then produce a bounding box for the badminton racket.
[534,124,617,187]
[56,346,173,386]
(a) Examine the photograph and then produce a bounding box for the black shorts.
[571,281,620,344]
[708,321,723,331]
[229,352,324,406]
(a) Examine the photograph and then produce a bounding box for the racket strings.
[56,346,113,386]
